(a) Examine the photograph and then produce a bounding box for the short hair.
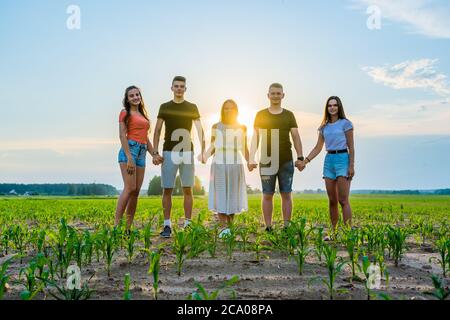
[269,83,283,91]
[172,76,186,84]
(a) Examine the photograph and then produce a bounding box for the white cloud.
[362,59,450,96]
[351,0,450,38]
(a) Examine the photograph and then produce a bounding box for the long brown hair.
[220,99,239,125]
[122,86,149,127]
[320,96,347,129]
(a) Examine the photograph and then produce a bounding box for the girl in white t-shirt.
[302,96,355,238]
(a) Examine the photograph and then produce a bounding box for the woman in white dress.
[202,100,249,238]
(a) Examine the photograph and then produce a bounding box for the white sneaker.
[219,228,231,239]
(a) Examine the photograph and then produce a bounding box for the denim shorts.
[161,151,195,189]
[260,160,294,194]
[323,152,349,180]
[118,139,147,168]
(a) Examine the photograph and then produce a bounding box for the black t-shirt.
[254,108,298,166]
[157,100,200,152]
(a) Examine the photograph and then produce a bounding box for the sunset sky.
[1,0,449,191]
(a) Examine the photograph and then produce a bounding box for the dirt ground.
[2,237,445,300]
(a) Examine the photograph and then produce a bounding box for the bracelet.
[306,157,311,163]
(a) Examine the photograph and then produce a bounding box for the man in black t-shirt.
[249,83,305,231]
[153,76,205,238]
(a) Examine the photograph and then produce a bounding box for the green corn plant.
[387,226,408,267]
[186,223,207,259]
[342,228,362,281]
[12,225,27,264]
[147,248,162,300]
[70,228,84,269]
[429,235,449,278]
[39,274,95,300]
[0,257,14,300]
[1,227,12,255]
[236,225,251,252]
[100,227,119,277]
[289,218,313,275]
[18,260,41,299]
[82,230,93,265]
[37,229,47,256]
[317,244,347,300]
[142,222,153,254]
[361,256,380,300]
[206,224,220,258]
[424,275,449,300]
[375,250,389,287]
[251,234,271,262]
[314,227,325,262]
[188,275,239,300]
[126,229,139,263]
[172,229,189,276]
[266,227,291,255]
[123,273,132,300]
[222,225,238,260]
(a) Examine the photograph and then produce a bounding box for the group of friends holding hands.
[114,76,355,240]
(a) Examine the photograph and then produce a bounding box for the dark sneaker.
[160,226,172,238]
[265,226,273,233]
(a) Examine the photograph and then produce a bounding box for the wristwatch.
[152,151,159,156]
[297,156,305,161]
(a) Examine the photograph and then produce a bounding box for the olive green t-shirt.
[157,100,200,152]
[254,108,298,166]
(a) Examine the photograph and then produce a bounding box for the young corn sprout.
[172,229,189,276]
[222,225,238,260]
[429,235,449,278]
[342,228,362,281]
[314,244,347,300]
[424,275,449,300]
[361,256,383,300]
[147,248,162,300]
[314,227,325,262]
[99,227,119,277]
[126,229,139,263]
[142,222,153,254]
[387,226,408,267]
[186,222,208,259]
[188,275,239,300]
[12,225,27,264]
[251,234,271,262]
[39,273,95,300]
[123,273,132,300]
[0,257,14,300]
[290,218,313,275]
[206,223,220,258]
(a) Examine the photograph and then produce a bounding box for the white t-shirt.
[320,119,353,151]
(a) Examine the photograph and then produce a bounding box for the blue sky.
[0,0,449,190]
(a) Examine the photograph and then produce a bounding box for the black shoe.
[160,225,172,238]
[265,226,273,233]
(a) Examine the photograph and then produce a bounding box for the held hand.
[152,154,164,166]
[247,163,257,172]
[348,166,355,180]
[295,160,306,172]
[127,158,136,175]
[197,153,206,164]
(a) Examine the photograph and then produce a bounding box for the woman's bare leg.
[337,177,352,227]
[115,164,136,227]
[324,178,339,230]
[125,166,145,230]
